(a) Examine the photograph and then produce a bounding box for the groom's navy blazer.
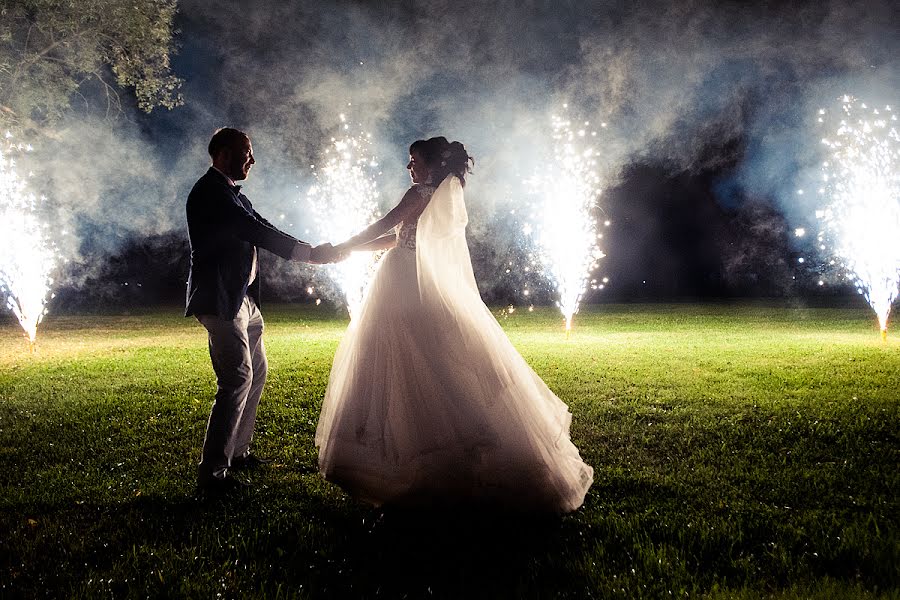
[185,168,304,319]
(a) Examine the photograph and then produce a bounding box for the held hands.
[308,242,350,264]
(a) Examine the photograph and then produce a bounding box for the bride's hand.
[333,243,352,262]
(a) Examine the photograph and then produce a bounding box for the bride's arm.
[335,186,422,252]
[353,234,397,252]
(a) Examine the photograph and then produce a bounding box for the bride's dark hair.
[409,136,474,186]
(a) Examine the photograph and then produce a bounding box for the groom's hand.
[290,242,314,262]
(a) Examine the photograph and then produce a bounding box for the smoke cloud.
[20,0,897,308]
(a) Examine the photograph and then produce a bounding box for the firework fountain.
[811,96,900,340]
[523,107,607,335]
[304,114,383,318]
[0,133,58,350]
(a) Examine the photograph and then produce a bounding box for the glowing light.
[304,116,382,318]
[0,134,58,347]
[523,109,605,332]
[814,96,900,336]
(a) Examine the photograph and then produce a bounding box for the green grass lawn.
[0,302,897,599]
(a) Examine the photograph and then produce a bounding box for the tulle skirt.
[315,246,593,512]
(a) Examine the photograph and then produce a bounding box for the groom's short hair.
[208,127,249,159]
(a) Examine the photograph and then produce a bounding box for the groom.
[186,127,335,494]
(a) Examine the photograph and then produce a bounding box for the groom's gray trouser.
[196,295,267,482]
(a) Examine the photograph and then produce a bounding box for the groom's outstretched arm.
[214,193,313,261]
[246,202,334,264]
[208,199,295,258]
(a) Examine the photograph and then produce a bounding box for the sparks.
[0,134,58,346]
[523,109,606,332]
[304,117,383,318]
[815,96,900,337]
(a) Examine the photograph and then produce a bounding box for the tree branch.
[11,27,98,85]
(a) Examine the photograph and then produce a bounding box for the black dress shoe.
[197,473,251,495]
[230,453,273,470]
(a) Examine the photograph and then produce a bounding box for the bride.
[315,137,593,512]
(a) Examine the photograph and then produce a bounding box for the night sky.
[36,0,899,311]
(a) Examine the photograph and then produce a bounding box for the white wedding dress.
[315,176,593,512]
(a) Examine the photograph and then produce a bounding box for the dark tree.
[0,0,183,133]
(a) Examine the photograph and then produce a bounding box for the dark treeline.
[48,165,851,314]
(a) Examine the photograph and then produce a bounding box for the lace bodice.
[396,184,435,250]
